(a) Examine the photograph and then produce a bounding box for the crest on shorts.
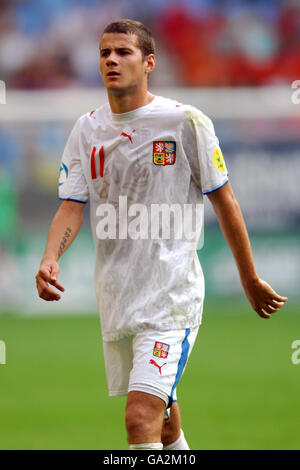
[153,341,170,359]
[153,141,176,165]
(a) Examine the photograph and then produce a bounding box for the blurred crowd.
[0,0,300,88]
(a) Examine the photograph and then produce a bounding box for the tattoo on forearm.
[58,227,72,258]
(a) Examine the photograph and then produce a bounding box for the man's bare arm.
[35,200,85,301]
[207,182,288,318]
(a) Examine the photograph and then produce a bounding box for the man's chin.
[107,86,124,96]
[107,84,134,97]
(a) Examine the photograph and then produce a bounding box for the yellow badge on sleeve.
[213,147,226,172]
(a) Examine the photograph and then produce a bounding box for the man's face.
[99,33,154,94]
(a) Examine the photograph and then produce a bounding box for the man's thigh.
[103,327,199,405]
[128,326,199,407]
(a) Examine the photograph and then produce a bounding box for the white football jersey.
[58,95,228,341]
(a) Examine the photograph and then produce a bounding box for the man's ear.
[145,54,156,74]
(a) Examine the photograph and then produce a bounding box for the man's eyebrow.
[100,47,133,52]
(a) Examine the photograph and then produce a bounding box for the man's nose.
[106,54,118,65]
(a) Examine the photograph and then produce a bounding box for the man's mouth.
[107,71,120,77]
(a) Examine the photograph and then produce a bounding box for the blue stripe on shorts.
[170,328,191,403]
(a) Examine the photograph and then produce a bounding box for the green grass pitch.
[0,300,299,450]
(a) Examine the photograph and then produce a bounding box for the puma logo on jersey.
[149,359,167,375]
[120,129,135,143]
[89,110,96,119]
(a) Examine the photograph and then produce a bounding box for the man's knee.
[125,391,165,442]
[125,405,153,437]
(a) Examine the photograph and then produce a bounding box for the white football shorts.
[102,326,199,408]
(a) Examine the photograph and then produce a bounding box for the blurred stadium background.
[0,0,300,450]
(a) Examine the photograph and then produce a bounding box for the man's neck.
[107,89,155,114]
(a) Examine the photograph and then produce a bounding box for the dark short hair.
[102,19,155,58]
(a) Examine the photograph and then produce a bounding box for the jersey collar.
[109,96,158,123]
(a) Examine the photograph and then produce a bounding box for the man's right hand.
[35,258,65,301]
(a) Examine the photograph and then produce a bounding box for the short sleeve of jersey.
[58,118,89,203]
[182,105,228,194]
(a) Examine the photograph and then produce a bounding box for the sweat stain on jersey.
[184,105,227,175]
